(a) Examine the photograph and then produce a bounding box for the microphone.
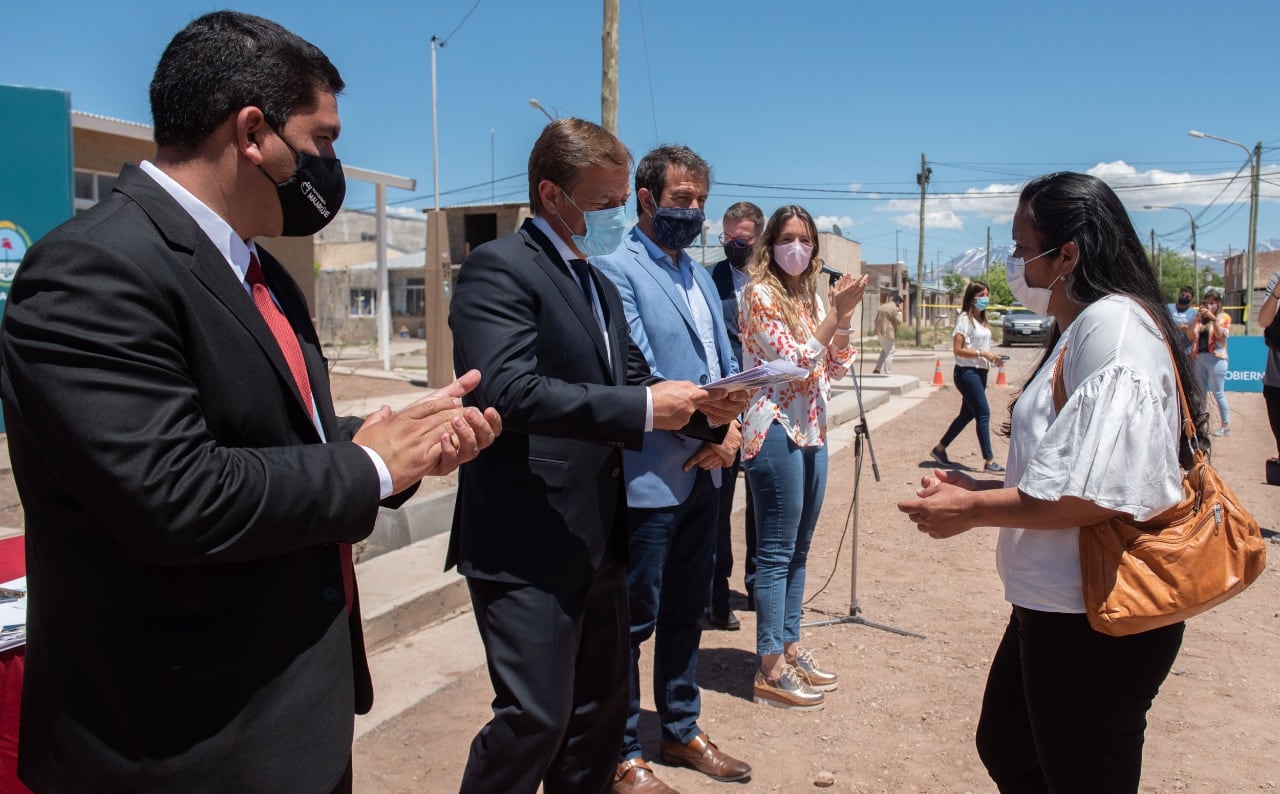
[819,262,844,285]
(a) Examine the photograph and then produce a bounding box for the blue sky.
[8,0,1280,267]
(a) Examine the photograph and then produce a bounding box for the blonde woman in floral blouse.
[740,205,867,711]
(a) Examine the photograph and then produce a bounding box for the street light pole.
[1189,130,1260,332]
[1145,204,1197,299]
[529,98,555,122]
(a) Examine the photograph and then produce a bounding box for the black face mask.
[1177,295,1192,308]
[260,127,346,237]
[649,202,705,250]
[723,244,751,268]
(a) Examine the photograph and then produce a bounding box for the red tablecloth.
[0,537,28,794]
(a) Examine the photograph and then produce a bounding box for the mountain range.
[940,239,1280,278]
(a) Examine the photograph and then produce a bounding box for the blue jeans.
[743,422,828,657]
[940,365,993,461]
[1193,354,1229,426]
[621,469,719,759]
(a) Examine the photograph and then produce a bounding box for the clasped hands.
[897,468,982,539]
[353,369,502,493]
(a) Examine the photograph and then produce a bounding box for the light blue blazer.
[593,227,739,508]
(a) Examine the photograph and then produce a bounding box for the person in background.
[900,171,1206,792]
[594,145,752,793]
[930,281,1006,474]
[1188,288,1231,436]
[740,205,867,711]
[1260,270,1280,466]
[1167,284,1197,355]
[0,12,501,792]
[873,294,904,374]
[448,121,745,794]
[708,201,765,629]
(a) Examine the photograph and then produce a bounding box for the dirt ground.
[351,351,1280,793]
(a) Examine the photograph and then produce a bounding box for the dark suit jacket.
[0,165,398,792]
[711,259,745,370]
[447,220,659,587]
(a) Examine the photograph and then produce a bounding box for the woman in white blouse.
[898,172,1208,793]
[930,280,1006,473]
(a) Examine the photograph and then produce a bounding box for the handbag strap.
[1049,302,1202,460]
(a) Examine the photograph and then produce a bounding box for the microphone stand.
[804,281,924,639]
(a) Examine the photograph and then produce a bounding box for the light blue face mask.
[974,296,990,311]
[558,188,628,257]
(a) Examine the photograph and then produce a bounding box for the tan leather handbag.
[1050,327,1266,637]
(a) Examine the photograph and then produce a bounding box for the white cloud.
[816,215,855,233]
[887,207,964,230]
[874,160,1277,235]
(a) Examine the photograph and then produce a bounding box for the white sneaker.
[1212,427,1230,437]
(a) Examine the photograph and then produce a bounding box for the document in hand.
[701,359,809,393]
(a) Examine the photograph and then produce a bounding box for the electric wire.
[635,0,660,146]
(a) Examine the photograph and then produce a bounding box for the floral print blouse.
[739,283,855,459]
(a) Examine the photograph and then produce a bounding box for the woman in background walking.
[931,281,1006,473]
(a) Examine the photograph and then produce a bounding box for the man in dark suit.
[708,201,765,630]
[448,119,745,794]
[0,12,499,792]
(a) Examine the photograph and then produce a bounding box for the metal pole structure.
[430,35,441,211]
[1145,205,1196,297]
[529,98,555,122]
[490,128,495,204]
[1188,130,1258,331]
[376,181,390,370]
[602,0,619,134]
[1247,142,1261,329]
[914,154,929,346]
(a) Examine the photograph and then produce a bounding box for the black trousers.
[711,457,756,614]
[459,553,630,794]
[1264,384,1280,458]
[976,607,1184,794]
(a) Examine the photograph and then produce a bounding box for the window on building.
[349,289,377,317]
[74,170,117,211]
[395,277,426,315]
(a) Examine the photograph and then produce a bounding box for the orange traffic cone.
[995,362,1008,387]
[932,359,944,386]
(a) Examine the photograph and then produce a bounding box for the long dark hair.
[1008,172,1209,464]
[961,280,989,327]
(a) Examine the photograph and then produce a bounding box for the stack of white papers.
[701,359,809,393]
[0,577,27,654]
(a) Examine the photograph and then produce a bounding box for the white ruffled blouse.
[996,295,1184,614]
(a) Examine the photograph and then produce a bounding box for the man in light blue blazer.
[593,145,752,791]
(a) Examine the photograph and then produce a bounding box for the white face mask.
[774,241,813,276]
[1006,247,1060,315]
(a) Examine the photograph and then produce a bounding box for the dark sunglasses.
[718,233,756,248]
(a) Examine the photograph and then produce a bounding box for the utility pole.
[1246,141,1261,331]
[915,154,930,346]
[602,0,619,134]
[985,226,991,274]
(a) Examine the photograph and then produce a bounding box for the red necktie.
[246,253,354,613]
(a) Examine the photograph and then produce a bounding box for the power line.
[440,0,484,44]
[634,0,660,145]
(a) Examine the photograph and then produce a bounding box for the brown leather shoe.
[612,758,680,794]
[659,732,751,782]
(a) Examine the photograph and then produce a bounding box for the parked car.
[1000,305,1054,346]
